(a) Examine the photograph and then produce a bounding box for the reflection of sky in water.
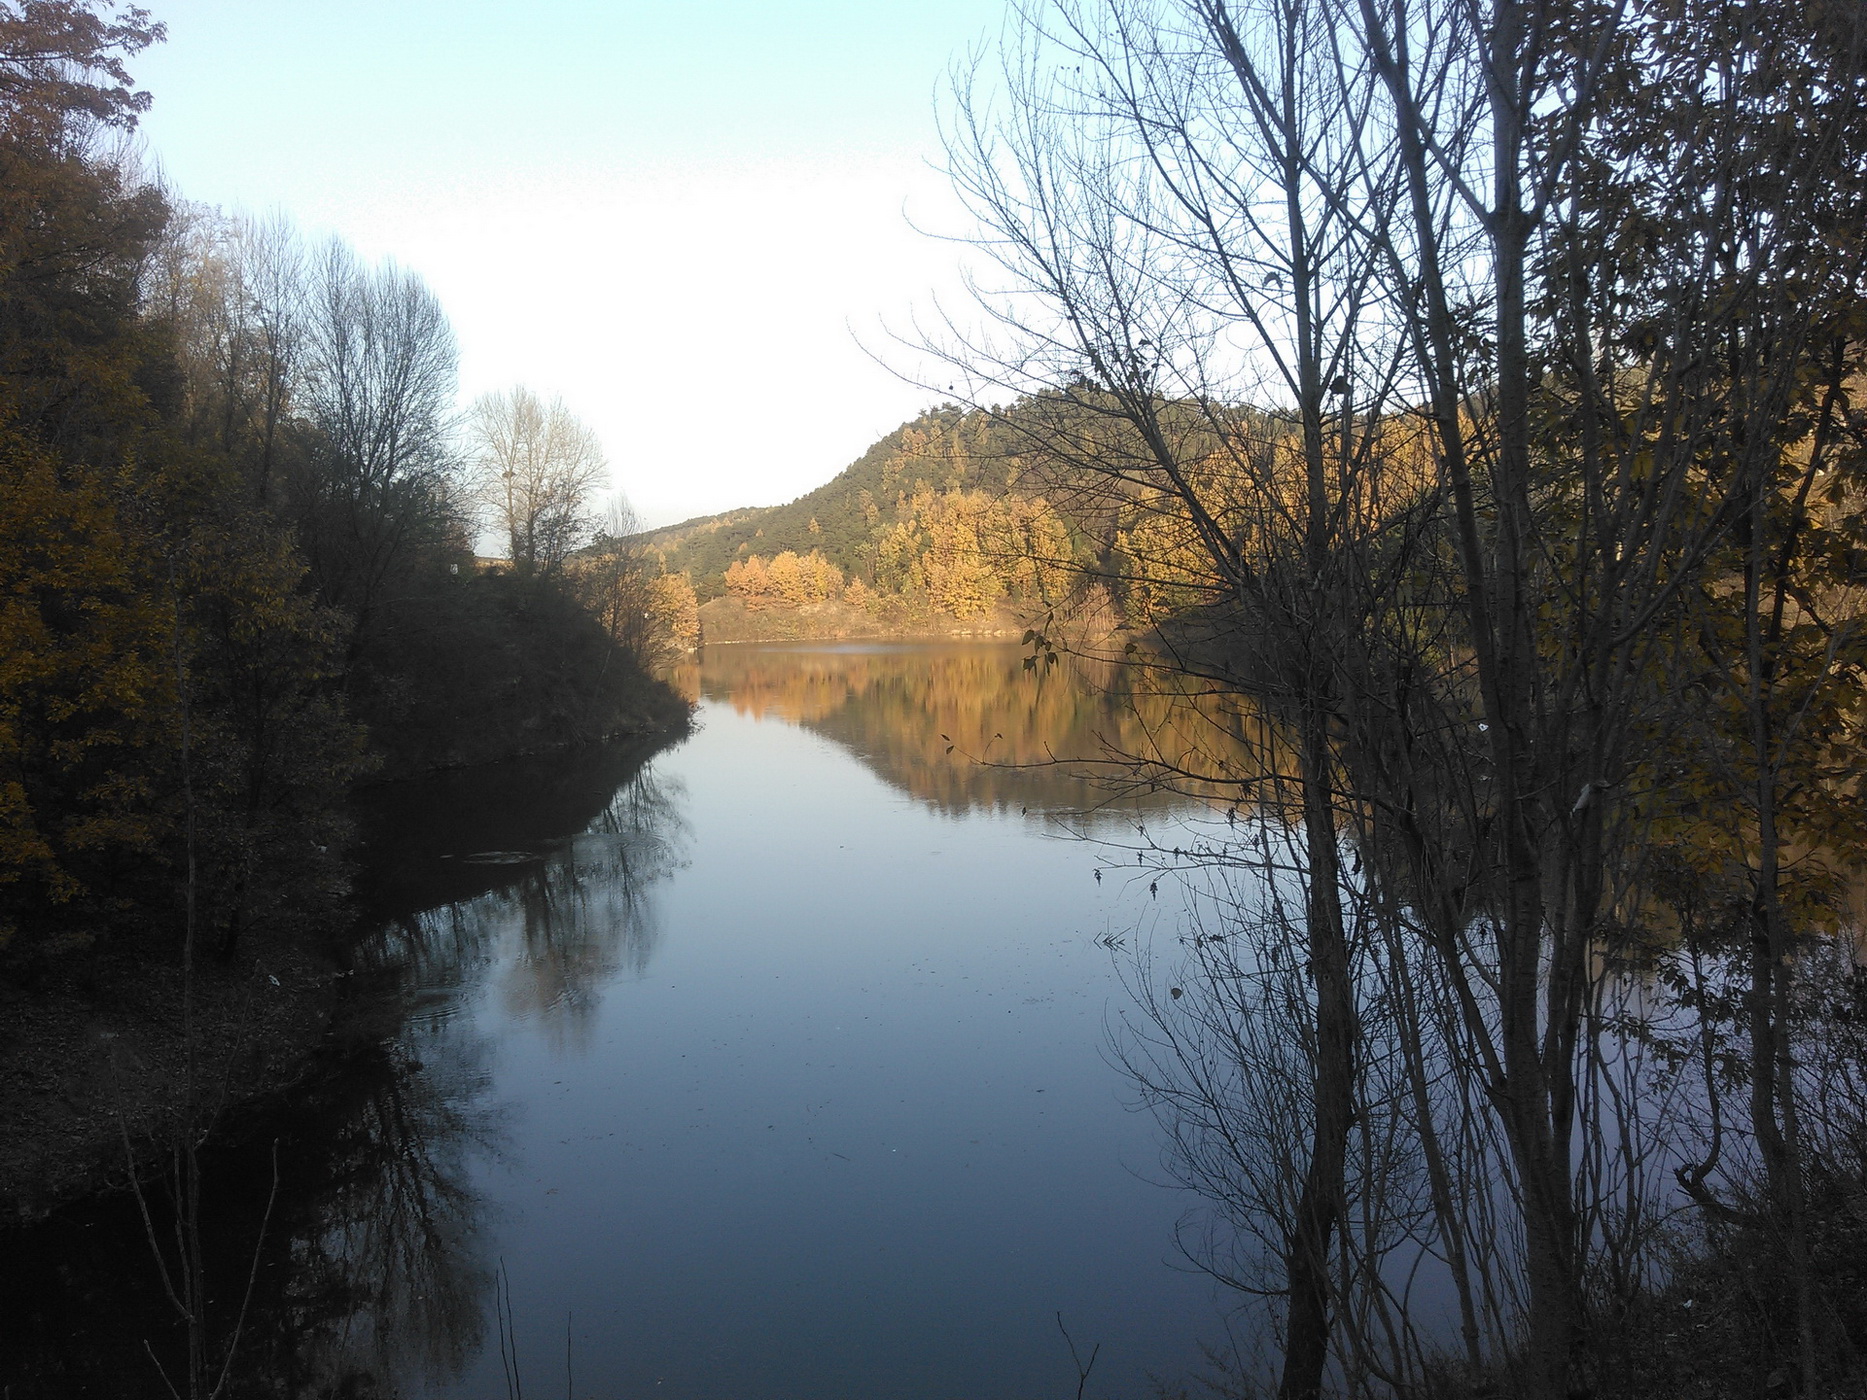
[409,644,1230,1400]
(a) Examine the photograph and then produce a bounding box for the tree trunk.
[1280,700,1357,1400]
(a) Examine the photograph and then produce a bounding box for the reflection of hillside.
[699,643,1292,821]
[354,734,682,920]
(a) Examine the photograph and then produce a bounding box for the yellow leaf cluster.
[725,550,844,610]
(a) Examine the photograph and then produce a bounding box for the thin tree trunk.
[1282,704,1357,1400]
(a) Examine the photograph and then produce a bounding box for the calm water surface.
[416,643,1226,1398]
[8,642,1240,1398]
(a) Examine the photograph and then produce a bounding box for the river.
[2,642,1238,1398]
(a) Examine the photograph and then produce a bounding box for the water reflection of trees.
[729,641,1867,1394]
[238,1029,500,1397]
[697,642,1287,824]
[363,763,689,1052]
[0,1026,498,1399]
[497,770,689,1047]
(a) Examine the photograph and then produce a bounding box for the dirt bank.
[0,935,347,1223]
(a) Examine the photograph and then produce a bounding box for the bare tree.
[935,0,1867,1396]
[295,239,460,647]
[149,205,305,504]
[227,212,306,503]
[935,2,1410,1393]
[466,386,608,578]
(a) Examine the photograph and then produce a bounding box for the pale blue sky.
[133,1,1010,527]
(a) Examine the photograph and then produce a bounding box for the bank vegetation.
[919,1,1867,1398]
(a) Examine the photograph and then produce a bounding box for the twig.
[143,1337,184,1400]
[210,1139,283,1397]
[1057,1311,1101,1400]
[497,1259,524,1400]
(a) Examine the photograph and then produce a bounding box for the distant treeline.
[0,11,679,970]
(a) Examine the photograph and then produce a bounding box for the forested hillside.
[640,405,999,589]
[634,391,1360,638]
[634,402,1095,627]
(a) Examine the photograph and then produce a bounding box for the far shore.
[694,595,1028,646]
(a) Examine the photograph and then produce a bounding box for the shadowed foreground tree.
[293,238,462,657]
[934,0,1867,1396]
[0,1,368,964]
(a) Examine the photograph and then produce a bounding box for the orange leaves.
[646,573,701,654]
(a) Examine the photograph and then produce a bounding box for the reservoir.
[3,641,1233,1398]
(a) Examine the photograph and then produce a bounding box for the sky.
[131,0,1010,529]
